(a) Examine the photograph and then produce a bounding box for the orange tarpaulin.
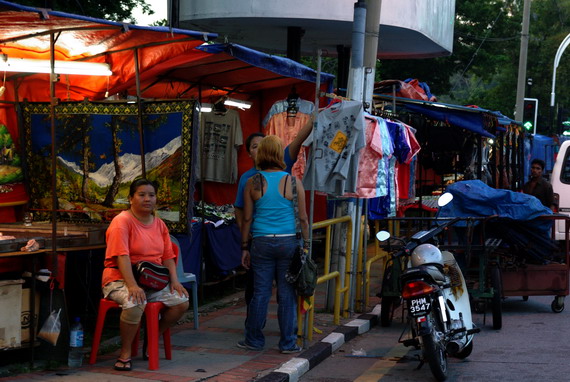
[0,1,334,219]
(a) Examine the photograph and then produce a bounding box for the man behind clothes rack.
[523,158,555,210]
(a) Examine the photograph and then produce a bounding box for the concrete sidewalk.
[1,246,384,381]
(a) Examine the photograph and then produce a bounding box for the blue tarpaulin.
[439,180,556,264]
[531,134,557,172]
[374,94,522,138]
[439,180,552,222]
[198,43,335,91]
[403,103,495,138]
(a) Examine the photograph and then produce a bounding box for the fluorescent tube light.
[224,98,252,110]
[200,103,213,113]
[0,55,112,76]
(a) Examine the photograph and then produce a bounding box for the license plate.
[408,297,431,316]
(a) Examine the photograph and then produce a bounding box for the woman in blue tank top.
[237,135,309,353]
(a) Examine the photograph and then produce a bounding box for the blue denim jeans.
[245,235,298,350]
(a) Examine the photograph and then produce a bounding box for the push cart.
[376,214,570,329]
[497,214,570,313]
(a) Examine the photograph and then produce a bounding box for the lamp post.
[550,32,570,133]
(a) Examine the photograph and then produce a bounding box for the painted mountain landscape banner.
[23,101,197,233]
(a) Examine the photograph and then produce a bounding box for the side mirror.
[437,192,453,208]
[376,231,391,242]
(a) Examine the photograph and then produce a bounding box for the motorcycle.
[376,193,479,381]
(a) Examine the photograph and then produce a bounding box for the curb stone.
[257,304,381,382]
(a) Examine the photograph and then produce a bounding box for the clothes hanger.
[286,86,299,117]
[213,96,228,115]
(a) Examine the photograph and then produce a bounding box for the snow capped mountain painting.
[24,100,196,233]
[58,136,182,188]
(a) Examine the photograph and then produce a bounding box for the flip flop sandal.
[114,358,132,371]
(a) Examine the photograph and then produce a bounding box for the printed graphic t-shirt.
[303,100,365,196]
[198,109,243,183]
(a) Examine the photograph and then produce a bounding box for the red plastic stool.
[89,299,172,370]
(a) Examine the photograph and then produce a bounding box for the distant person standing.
[523,158,555,210]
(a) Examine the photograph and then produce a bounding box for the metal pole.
[134,48,146,176]
[303,48,321,349]
[514,0,531,122]
[344,1,367,315]
[363,0,382,111]
[346,0,366,102]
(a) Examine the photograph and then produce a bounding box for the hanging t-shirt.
[396,123,421,200]
[264,111,311,179]
[197,109,243,183]
[354,115,383,198]
[375,117,394,198]
[262,98,315,127]
[303,100,365,196]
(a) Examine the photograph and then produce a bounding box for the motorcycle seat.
[403,264,446,285]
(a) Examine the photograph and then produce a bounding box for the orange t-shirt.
[101,210,175,287]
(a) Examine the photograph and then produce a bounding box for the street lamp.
[550,32,570,132]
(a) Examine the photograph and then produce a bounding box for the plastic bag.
[37,308,61,346]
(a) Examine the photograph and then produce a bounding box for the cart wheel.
[490,265,502,330]
[551,296,565,313]
[522,296,529,301]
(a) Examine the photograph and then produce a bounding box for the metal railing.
[297,215,352,341]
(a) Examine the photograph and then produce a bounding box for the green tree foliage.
[379,1,520,112]
[378,0,570,134]
[16,0,152,23]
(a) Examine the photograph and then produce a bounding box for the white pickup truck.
[551,140,570,240]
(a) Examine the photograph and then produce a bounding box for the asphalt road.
[301,294,570,382]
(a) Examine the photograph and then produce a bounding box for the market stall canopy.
[0,0,217,101]
[109,43,336,99]
[374,94,514,138]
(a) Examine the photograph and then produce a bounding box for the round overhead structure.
[177,0,455,59]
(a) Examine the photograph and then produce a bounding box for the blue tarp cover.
[531,134,557,172]
[439,180,552,222]
[404,103,495,138]
[198,43,335,90]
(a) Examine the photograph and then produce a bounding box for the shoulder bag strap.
[291,176,302,240]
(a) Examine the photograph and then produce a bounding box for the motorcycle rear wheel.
[422,331,448,381]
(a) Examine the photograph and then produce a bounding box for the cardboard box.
[21,288,40,343]
[0,280,24,349]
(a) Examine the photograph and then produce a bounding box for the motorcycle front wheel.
[380,296,397,327]
[422,331,448,381]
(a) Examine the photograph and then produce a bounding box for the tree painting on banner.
[22,100,197,233]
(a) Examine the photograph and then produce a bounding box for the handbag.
[132,261,170,290]
[285,177,317,297]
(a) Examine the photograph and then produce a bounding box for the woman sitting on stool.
[101,178,189,371]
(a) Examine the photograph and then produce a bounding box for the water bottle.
[68,317,84,368]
